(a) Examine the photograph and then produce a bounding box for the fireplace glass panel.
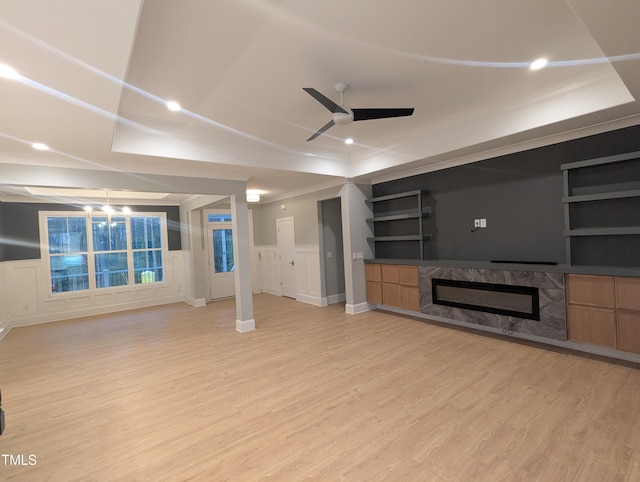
[432,279,540,320]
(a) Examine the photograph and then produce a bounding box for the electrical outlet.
[474,219,481,228]
[480,218,487,228]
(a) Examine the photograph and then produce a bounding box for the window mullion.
[86,215,97,290]
[127,216,134,286]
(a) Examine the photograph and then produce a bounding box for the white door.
[277,216,297,298]
[207,216,235,300]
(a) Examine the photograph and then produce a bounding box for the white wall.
[254,244,327,306]
[0,251,189,329]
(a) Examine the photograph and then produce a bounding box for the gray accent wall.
[373,124,640,263]
[0,203,181,262]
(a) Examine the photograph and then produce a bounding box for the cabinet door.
[366,281,383,304]
[566,274,615,309]
[617,312,640,354]
[382,283,401,308]
[365,263,382,282]
[616,277,640,312]
[401,285,420,311]
[567,305,616,348]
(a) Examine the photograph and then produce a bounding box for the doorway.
[320,198,346,304]
[207,211,235,300]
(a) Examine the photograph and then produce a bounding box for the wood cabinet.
[566,274,640,353]
[365,263,420,311]
[365,263,383,304]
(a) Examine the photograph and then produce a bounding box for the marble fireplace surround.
[419,266,566,340]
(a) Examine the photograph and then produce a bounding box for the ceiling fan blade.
[303,88,348,114]
[306,119,335,141]
[352,108,414,122]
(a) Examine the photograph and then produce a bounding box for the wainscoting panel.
[296,246,322,306]
[2,251,189,328]
[256,246,281,296]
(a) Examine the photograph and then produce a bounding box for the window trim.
[39,211,169,297]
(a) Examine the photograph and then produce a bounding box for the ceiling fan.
[303,83,414,141]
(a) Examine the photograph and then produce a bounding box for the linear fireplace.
[432,278,540,320]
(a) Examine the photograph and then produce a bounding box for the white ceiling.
[1,0,640,205]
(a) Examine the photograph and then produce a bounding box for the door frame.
[206,209,236,300]
[276,216,297,298]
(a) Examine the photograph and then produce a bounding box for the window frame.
[39,211,169,296]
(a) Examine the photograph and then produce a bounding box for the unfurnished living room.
[1,1,640,480]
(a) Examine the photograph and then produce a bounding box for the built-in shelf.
[367,235,432,242]
[564,227,640,237]
[366,207,432,223]
[562,189,640,203]
[366,190,432,261]
[366,190,423,203]
[562,150,640,268]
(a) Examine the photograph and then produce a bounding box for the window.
[131,216,164,283]
[48,217,89,293]
[208,213,232,223]
[42,212,167,294]
[92,216,128,288]
[213,229,234,273]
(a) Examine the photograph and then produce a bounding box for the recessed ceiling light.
[32,142,49,151]
[0,63,19,80]
[166,100,181,112]
[246,189,263,203]
[345,138,354,145]
[530,58,548,71]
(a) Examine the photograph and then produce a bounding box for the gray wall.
[320,197,345,297]
[373,124,640,263]
[0,203,181,262]
[251,186,342,246]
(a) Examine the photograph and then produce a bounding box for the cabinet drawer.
[567,305,616,348]
[381,264,400,284]
[616,277,640,312]
[398,265,419,286]
[617,312,640,354]
[365,263,382,282]
[566,274,615,308]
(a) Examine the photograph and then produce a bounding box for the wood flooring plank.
[1,295,640,480]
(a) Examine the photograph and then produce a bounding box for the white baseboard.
[185,296,207,307]
[325,293,346,305]
[10,295,185,328]
[236,318,256,332]
[262,287,282,297]
[296,292,325,307]
[345,301,372,315]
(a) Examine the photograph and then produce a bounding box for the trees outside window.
[44,213,166,293]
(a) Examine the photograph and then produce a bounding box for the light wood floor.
[1,295,640,481]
